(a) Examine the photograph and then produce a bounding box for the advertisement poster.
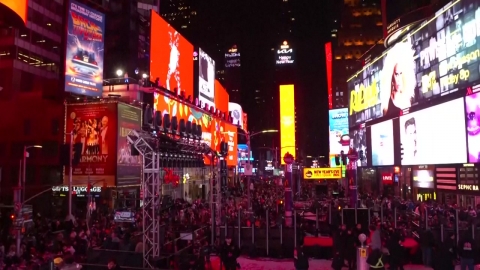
[275,41,295,65]
[65,103,116,186]
[328,108,349,157]
[150,10,194,97]
[117,103,142,186]
[350,125,367,167]
[371,120,394,166]
[199,48,216,109]
[65,0,105,97]
[348,0,480,126]
[399,98,466,165]
[224,123,238,166]
[303,168,341,180]
[465,92,480,162]
[228,102,243,128]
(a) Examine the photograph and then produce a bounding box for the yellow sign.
[280,85,296,164]
[349,79,379,115]
[303,168,341,179]
[360,248,367,258]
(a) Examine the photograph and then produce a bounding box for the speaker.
[163,113,171,129]
[154,111,162,130]
[196,124,203,137]
[144,106,153,125]
[186,121,192,135]
[171,116,178,131]
[179,119,186,133]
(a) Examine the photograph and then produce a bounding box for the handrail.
[162,226,208,246]
[80,262,168,270]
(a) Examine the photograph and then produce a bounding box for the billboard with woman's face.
[348,0,480,126]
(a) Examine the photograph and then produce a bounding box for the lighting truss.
[126,130,161,268]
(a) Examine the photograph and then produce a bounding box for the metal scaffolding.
[127,130,161,269]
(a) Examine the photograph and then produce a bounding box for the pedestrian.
[458,236,475,270]
[220,236,240,270]
[420,229,434,267]
[344,228,356,270]
[367,248,385,270]
[294,245,309,270]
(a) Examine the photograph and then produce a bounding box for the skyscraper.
[330,0,384,109]
[224,45,241,103]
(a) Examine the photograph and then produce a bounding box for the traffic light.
[72,143,83,165]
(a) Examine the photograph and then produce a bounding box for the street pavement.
[211,256,438,270]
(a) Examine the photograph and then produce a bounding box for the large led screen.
[371,120,395,166]
[400,98,467,165]
[350,125,367,167]
[65,0,105,96]
[328,109,349,156]
[150,10,194,98]
[215,80,229,113]
[280,85,296,163]
[229,102,243,128]
[199,48,215,109]
[465,92,480,162]
[348,0,480,126]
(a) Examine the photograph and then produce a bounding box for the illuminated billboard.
[328,108,349,157]
[348,0,480,126]
[215,80,229,113]
[229,102,243,129]
[399,98,466,165]
[280,84,296,163]
[64,102,117,187]
[224,123,238,166]
[150,10,194,98]
[198,48,216,109]
[325,42,333,109]
[275,41,295,65]
[0,0,27,25]
[225,45,241,68]
[304,168,341,180]
[117,103,142,186]
[65,0,105,97]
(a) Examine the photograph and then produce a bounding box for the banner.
[328,109,349,163]
[65,103,116,186]
[117,103,142,186]
[65,0,105,96]
[280,85,296,163]
[348,0,480,126]
[224,123,238,166]
[303,168,341,180]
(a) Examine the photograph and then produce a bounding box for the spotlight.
[135,68,139,75]
[116,69,123,77]
[142,73,148,79]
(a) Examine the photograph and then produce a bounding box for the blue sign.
[328,108,349,156]
[65,0,105,96]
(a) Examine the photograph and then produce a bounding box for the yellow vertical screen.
[280,84,296,164]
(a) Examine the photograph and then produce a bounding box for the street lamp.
[116,69,123,77]
[22,145,42,200]
[238,129,278,209]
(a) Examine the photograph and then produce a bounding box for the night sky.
[190,0,336,158]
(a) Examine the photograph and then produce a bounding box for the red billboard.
[0,0,27,26]
[150,10,194,98]
[223,123,238,166]
[65,102,117,187]
[325,42,333,109]
[214,80,229,113]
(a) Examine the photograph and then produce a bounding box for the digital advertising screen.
[413,169,434,188]
[225,45,241,68]
[215,80,229,113]
[199,48,216,109]
[150,10,194,97]
[348,0,480,126]
[228,102,243,128]
[64,0,105,97]
[276,41,295,65]
[465,92,480,162]
[350,125,367,167]
[328,109,349,156]
[224,123,238,166]
[400,98,467,165]
[238,144,253,163]
[117,103,142,187]
[0,0,27,25]
[64,102,117,187]
[325,42,333,109]
[371,120,395,166]
[280,84,296,163]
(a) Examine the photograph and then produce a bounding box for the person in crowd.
[344,227,356,270]
[220,235,239,270]
[420,228,434,267]
[458,235,475,270]
[107,258,122,270]
[294,245,309,270]
[369,224,382,251]
[367,248,385,270]
[386,228,404,270]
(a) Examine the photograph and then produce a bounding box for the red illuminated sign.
[382,173,393,185]
[325,42,333,109]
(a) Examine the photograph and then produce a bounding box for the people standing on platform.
[220,236,240,270]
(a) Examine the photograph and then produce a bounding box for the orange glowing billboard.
[150,10,194,98]
[223,123,238,166]
[280,85,296,164]
[0,0,27,25]
[214,80,229,113]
